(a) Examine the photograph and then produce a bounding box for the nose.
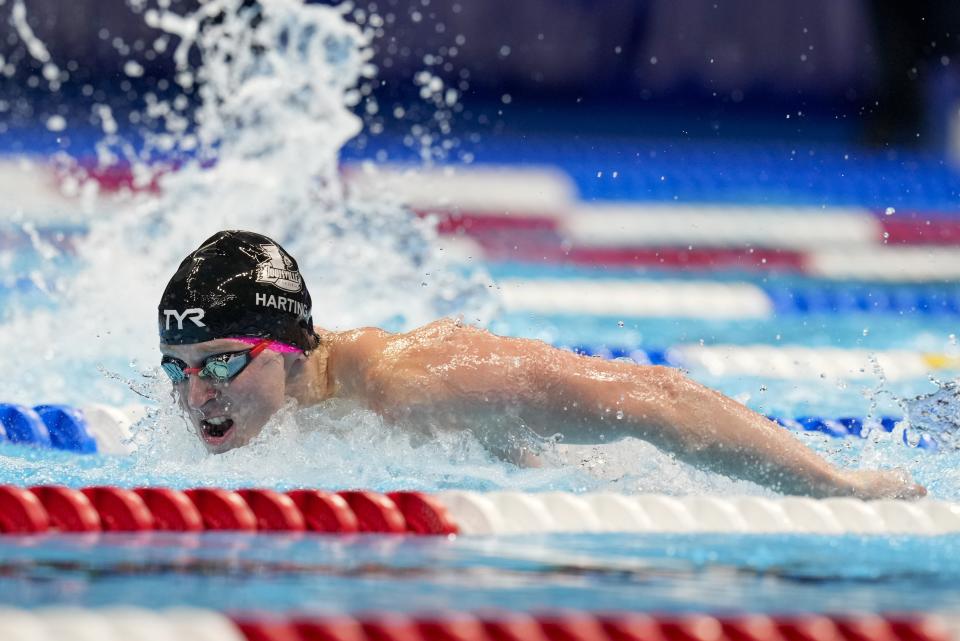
[186,374,218,409]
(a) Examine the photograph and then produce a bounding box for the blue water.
[3,129,960,615]
[1,532,959,614]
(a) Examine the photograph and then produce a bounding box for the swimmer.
[159,230,926,500]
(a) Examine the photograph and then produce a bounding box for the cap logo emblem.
[164,308,206,330]
[256,243,303,293]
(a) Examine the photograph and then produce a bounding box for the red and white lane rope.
[0,486,457,535]
[1,486,958,536]
[0,608,956,641]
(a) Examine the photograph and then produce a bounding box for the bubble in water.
[885,207,896,216]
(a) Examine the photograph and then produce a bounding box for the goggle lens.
[161,347,261,385]
[161,361,188,384]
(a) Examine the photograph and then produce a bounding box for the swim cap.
[158,230,320,351]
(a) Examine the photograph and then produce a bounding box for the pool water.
[2,0,960,621]
[1,530,959,615]
[2,220,960,614]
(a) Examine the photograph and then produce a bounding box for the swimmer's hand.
[844,468,927,500]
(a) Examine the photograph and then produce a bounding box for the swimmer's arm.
[516,347,925,500]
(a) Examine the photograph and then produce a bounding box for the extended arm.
[521,346,925,499]
[362,320,925,499]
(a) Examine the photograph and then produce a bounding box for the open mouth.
[200,416,235,444]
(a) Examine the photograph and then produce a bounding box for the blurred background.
[7,0,960,152]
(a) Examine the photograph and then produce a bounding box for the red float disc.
[292,616,367,641]
[232,618,302,641]
[134,488,203,532]
[237,489,306,532]
[774,616,843,641]
[656,616,725,641]
[481,614,552,641]
[0,485,49,533]
[337,491,406,533]
[286,490,358,533]
[887,616,952,641]
[80,486,154,531]
[416,615,489,641]
[359,613,426,641]
[833,616,898,641]
[720,616,787,641]
[537,613,610,641]
[29,486,100,532]
[387,491,459,535]
[184,488,257,531]
[600,614,670,641]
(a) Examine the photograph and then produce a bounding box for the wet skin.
[161,319,927,499]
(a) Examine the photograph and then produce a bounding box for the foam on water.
[1,0,959,498]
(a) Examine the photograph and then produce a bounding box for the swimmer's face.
[159,339,293,454]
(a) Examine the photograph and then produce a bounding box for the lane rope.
[0,485,957,536]
[0,400,934,457]
[0,608,954,641]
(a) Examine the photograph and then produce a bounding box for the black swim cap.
[158,230,320,351]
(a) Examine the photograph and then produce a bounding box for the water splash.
[0,0,496,406]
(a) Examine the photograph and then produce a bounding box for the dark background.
[5,0,960,149]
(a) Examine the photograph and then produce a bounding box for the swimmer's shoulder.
[320,326,391,367]
[317,326,393,398]
[384,317,551,362]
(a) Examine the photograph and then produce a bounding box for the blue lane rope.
[559,346,936,449]
[0,401,929,453]
[764,284,960,316]
[33,405,98,453]
[0,404,97,453]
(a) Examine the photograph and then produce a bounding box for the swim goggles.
[161,339,271,385]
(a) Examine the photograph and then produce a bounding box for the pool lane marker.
[0,393,933,459]
[0,486,459,536]
[558,344,960,382]
[0,402,938,461]
[0,608,955,641]
[1,485,958,536]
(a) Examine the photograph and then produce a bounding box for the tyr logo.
[163,308,206,330]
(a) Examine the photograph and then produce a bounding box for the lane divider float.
[0,486,457,536]
[563,343,960,381]
[1,486,958,536]
[0,397,931,460]
[0,608,954,641]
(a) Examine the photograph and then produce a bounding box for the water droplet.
[862,328,869,336]
[615,410,624,420]
[617,320,624,328]
[885,206,896,216]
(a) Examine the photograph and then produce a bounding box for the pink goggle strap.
[227,336,303,354]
